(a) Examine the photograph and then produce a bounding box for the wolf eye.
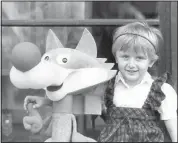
[56,55,70,65]
[44,56,49,61]
[62,58,67,63]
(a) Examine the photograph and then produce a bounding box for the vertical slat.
[0,2,2,141]
[157,2,176,142]
[157,2,171,76]
[30,2,36,44]
[85,2,92,19]
[84,1,93,132]
[76,1,93,134]
[171,2,177,91]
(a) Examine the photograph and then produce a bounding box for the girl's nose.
[11,42,41,72]
[127,58,136,68]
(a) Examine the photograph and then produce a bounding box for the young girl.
[98,22,177,142]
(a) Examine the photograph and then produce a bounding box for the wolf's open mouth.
[47,83,63,92]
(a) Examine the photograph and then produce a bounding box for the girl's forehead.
[118,46,147,56]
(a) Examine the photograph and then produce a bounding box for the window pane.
[2,2,158,21]
[2,2,91,20]
[92,1,158,19]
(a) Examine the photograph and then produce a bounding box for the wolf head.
[10,29,117,101]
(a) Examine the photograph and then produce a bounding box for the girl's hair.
[112,21,163,62]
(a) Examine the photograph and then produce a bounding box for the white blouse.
[113,72,177,120]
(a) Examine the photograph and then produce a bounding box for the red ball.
[11,42,41,72]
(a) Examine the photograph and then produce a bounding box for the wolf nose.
[11,42,41,72]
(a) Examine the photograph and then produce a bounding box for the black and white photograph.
[1,0,177,142]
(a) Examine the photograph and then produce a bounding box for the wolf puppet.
[9,28,117,142]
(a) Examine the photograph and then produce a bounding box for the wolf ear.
[46,29,64,52]
[76,28,97,58]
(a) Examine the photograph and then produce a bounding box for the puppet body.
[10,29,117,142]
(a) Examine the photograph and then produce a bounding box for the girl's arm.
[159,83,177,142]
[164,118,177,142]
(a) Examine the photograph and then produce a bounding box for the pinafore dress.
[98,73,169,142]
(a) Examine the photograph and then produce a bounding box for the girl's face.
[115,47,154,86]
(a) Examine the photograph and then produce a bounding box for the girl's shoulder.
[152,72,173,87]
[153,72,177,100]
[156,73,177,120]
[161,82,177,100]
[144,72,177,111]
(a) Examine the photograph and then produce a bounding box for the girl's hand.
[24,95,46,111]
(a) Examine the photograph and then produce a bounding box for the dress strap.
[143,72,169,110]
[104,77,116,108]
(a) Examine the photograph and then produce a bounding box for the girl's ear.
[149,55,159,67]
[149,60,156,67]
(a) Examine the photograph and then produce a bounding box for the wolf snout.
[11,42,41,72]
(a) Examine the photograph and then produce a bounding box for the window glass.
[2,1,160,142]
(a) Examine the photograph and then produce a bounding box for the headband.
[113,33,156,52]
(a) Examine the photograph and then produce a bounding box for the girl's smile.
[126,70,138,74]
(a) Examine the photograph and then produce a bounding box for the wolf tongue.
[47,84,63,92]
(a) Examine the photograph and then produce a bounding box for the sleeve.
[158,83,177,120]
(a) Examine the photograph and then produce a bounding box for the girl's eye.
[122,55,129,59]
[44,56,49,61]
[136,56,145,60]
[62,58,67,63]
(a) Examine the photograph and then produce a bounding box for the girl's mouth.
[47,83,63,92]
[126,70,138,73]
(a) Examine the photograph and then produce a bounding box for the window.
[1,1,177,142]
